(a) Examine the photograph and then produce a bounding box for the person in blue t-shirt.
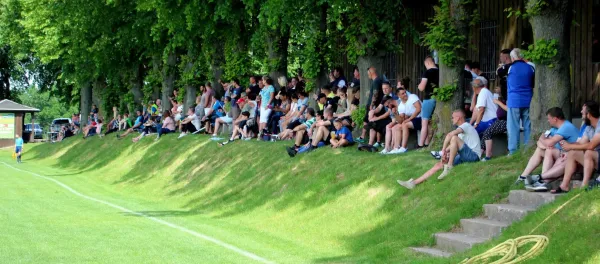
[331,119,354,148]
[15,134,24,163]
[516,107,578,185]
[506,48,535,155]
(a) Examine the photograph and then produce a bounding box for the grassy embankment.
[2,134,598,263]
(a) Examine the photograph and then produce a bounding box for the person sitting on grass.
[117,110,143,139]
[366,91,392,148]
[301,108,337,153]
[331,119,354,148]
[285,108,317,157]
[278,92,309,140]
[205,96,227,135]
[479,86,508,161]
[397,109,481,189]
[535,102,600,193]
[333,87,359,128]
[279,93,299,136]
[178,107,201,138]
[213,97,235,137]
[515,107,579,187]
[133,111,176,142]
[470,77,498,135]
[104,106,120,136]
[220,110,251,146]
[382,88,422,154]
[84,118,101,138]
[119,113,133,130]
[268,91,291,135]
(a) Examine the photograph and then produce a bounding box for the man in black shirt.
[357,67,384,143]
[248,76,261,96]
[496,49,512,99]
[416,56,439,148]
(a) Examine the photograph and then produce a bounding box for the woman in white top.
[258,76,275,139]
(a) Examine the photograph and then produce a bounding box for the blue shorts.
[422,99,436,120]
[411,117,422,131]
[453,144,480,165]
[475,118,497,135]
[15,146,22,153]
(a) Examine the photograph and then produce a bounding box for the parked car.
[24,123,43,139]
[51,118,73,133]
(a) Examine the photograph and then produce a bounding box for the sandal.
[550,187,569,194]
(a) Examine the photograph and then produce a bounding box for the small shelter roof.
[0,99,40,113]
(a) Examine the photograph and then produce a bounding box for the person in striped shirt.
[285,108,316,157]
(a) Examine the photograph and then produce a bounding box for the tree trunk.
[267,26,291,90]
[312,3,330,96]
[92,78,106,118]
[433,0,475,136]
[528,0,573,135]
[183,50,197,112]
[433,63,466,135]
[162,51,177,112]
[356,54,384,107]
[210,40,225,98]
[151,55,162,100]
[80,81,92,126]
[0,69,9,100]
[130,62,144,105]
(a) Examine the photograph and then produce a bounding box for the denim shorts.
[15,146,22,153]
[453,144,481,165]
[422,99,436,120]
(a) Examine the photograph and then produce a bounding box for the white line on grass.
[1,162,275,264]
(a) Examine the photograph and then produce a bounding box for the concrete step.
[484,204,535,223]
[410,247,453,258]
[460,218,510,239]
[434,232,488,253]
[508,190,559,208]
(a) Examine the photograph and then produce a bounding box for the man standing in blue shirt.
[15,133,23,163]
[506,48,535,154]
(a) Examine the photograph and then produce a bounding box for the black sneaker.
[286,147,297,158]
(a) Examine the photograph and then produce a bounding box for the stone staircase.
[410,190,561,258]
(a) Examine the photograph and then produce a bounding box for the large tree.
[527,0,573,134]
[423,0,478,136]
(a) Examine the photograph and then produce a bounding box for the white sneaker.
[380,149,389,154]
[243,137,251,141]
[178,133,187,139]
[430,150,442,159]
[388,148,401,154]
[397,178,415,189]
[437,165,452,180]
[397,147,408,153]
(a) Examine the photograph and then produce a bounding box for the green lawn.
[1,134,599,263]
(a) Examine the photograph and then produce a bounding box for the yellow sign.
[0,113,15,139]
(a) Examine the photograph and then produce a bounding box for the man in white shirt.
[398,109,481,189]
[395,88,422,153]
[470,76,498,135]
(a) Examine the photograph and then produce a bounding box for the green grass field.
[1,134,599,263]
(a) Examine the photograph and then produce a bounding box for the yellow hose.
[459,235,549,264]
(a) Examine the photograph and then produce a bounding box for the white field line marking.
[1,162,275,264]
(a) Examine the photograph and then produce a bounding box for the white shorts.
[260,107,271,124]
[220,116,233,124]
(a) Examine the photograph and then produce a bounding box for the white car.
[51,118,73,132]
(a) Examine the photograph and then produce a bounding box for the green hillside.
[1,135,599,263]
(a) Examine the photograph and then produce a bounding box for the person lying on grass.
[514,107,579,191]
[397,109,481,189]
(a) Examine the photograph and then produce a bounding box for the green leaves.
[432,83,457,102]
[523,39,559,67]
[423,0,478,67]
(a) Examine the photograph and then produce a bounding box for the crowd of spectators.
[57,48,600,193]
